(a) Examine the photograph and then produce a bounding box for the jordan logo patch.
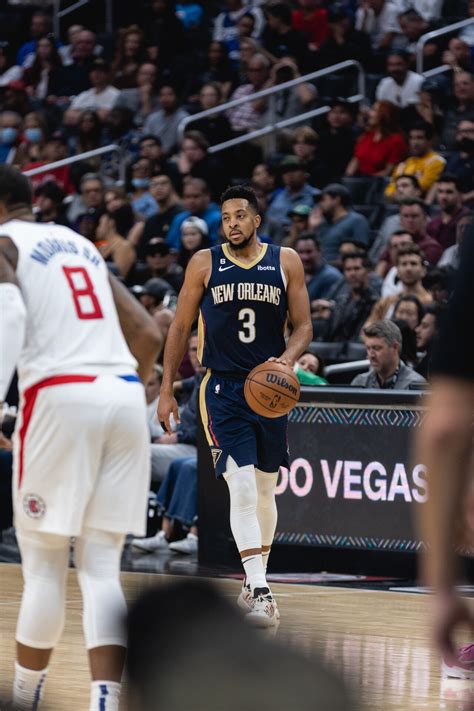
[211,448,222,467]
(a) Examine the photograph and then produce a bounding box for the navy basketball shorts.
[199,371,289,478]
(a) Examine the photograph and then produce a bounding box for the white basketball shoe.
[245,587,280,628]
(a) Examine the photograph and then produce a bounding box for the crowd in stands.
[1,0,474,549]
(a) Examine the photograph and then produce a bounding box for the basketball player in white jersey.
[0,164,162,711]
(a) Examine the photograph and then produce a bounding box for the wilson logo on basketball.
[266,374,298,396]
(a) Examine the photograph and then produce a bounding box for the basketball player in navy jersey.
[158,185,312,626]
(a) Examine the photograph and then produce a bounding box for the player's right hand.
[157,391,180,435]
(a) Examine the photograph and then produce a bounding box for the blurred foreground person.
[417,222,474,683]
[126,579,355,711]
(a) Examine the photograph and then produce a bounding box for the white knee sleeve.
[74,528,127,650]
[255,469,278,547]
[224,462,261,552]
[16,531,70,649]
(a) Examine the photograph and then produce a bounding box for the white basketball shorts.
[12,373,150,537]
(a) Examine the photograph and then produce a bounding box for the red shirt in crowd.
[23,162,75,198]
[354,131,407,176]
[292,8,328,49]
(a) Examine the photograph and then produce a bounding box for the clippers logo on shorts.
[23,493,46,519]
[211,448,222,468]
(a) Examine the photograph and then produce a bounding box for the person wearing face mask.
[177,216,210,269]
[0,111,21,164]
[128,157,158,220]
[14,111,47,168]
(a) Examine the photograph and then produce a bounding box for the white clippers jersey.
[3,219,137,391]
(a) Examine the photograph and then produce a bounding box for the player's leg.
[13,530,70,709]
[255,468,279,574]
[74,527,127,711]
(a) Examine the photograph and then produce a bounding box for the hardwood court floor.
[0,562,472,710]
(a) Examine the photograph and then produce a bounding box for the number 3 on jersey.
[62,266,104,320]
[238,307,256,343]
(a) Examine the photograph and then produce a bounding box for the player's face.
[221,198,261,250]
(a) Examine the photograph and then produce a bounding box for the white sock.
[262,548,271,572]
[90,680,121,711]
[12,662,48,709]
[241,553,267,592]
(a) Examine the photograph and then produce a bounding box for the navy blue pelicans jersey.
[198,242,288,374]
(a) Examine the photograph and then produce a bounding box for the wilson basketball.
[244,361,300,418]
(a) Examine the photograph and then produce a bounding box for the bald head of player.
[220,185,262,252]
[0,164,33,223]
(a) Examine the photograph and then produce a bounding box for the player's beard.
[226,233,253,251]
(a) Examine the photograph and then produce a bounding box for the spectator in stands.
[427,174,469,250]
[318,251,380,342]
[345,100,406,178]
[133,277,176,340]
[392,316,418,368]
[114,62,159,127]
[294,351,328,385]
[441,72,474,151]
[442,38,473,75]
[398,198,443,264]
[295,231,343,302]
[392,294,423,331]
[227,53,270,133]
[367,244,432,325]
[384,122,445,198]
[23,36,63,102]
[460,0,474,47]
[143,84,189,156]
[415,302,442,378]
[178,216,210,269]
[104,186,128,212]
[14,111,47,167]
[317,4,372,69]
[0,111,21,164]
[0,42,22,88]
[166,178,221,249]
[58,24,85,66]
[68,110,103,168]
[399,78,444,137]
[286,204,311,246]
[95,204,137,278]
[67,172,105,224]
[396,9,430,60]
[143,238,184,292]
[133,173,183,259]
[145,0,186,69]
[370,175,421,261]
[292,0,328,51]
[213,0,264,65]
[438,211,474,270]
[65,59,120,125]
[262,2,309,70]
[355,0,402,52]
[316,183,370,263]
[260,58,317,133]
[35,181,69,226]
[174,131,227,202]
[129,158,158,220]
[316,99,356,184]
[50,29,97,98]
[138,135,180,185]
[378,229,414,293]
[24,133,75,197]
[111,26,147,89]
[194,41,237,102]
[251,162,280,204]
[16,11,53,68]
[376,51,423,109]
[266,156,319,244]
[445,120,474,207]
[190,83,233,146]
[352,320,426,388]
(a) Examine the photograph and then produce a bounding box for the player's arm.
[0,237,26,400]
[273,248,313,367]
[109,274,163,384]
[158,250,210,433]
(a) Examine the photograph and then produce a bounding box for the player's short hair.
[363,320,402,347]
[0,164,32,209]
[220,185,259,213]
